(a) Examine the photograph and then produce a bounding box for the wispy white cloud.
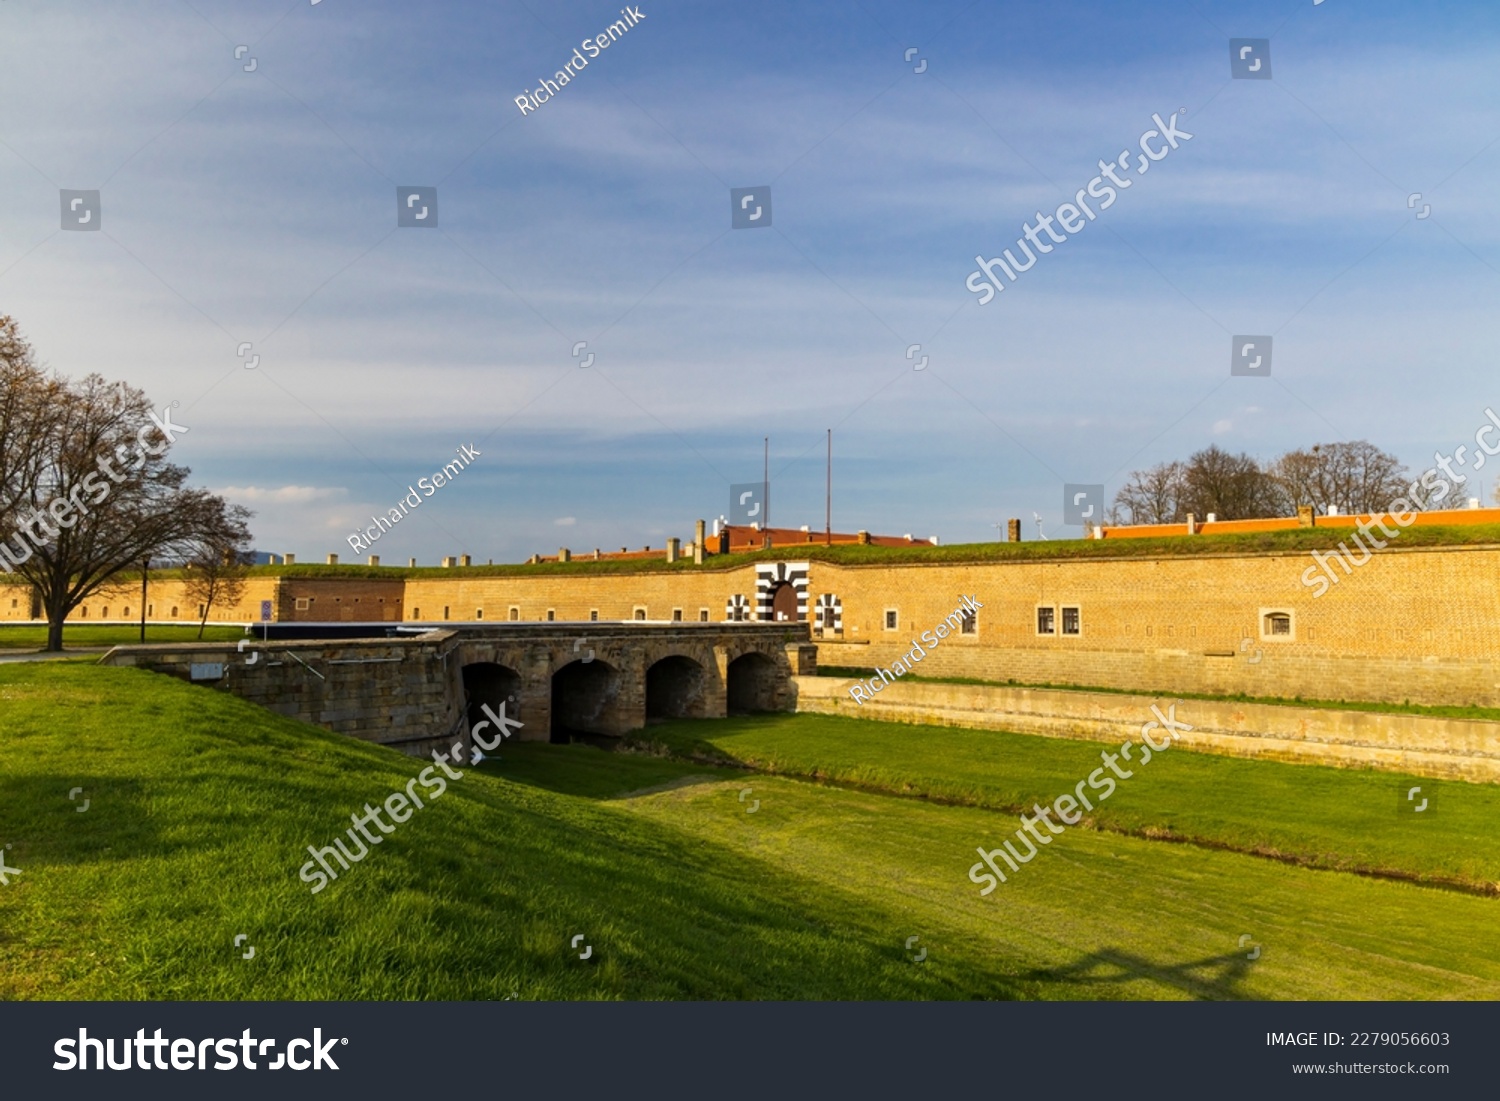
[215,485,346,504]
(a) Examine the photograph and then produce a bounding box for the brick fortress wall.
[10,539,1500,707]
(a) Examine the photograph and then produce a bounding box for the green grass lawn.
[3,663,1497,1001]
[632,713,1500,893]
[0,624,248,650]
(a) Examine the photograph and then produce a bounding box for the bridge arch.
[646,654,707,719]
[726,651,780,713]
[551,657,625,742]
[462,660,521,733]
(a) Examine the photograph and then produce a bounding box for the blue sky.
[1,0,1497,561]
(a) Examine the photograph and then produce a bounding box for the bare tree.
[1270,441,1414,515]
[1114,438,1464,528]
[1179,445,1279,520]
[0,316,65,524]
[182,507,255,638]
[0,325,254,650]
[1110,461,1186,525]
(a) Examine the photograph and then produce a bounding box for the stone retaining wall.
[99,633,466,759]
[793,676,1500,783]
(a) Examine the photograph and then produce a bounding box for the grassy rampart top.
[5,522,1500,585]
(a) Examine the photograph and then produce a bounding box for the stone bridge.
[99,623,816,757]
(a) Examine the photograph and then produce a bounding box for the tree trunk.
[45,611,64,652]
[196,580,215,639]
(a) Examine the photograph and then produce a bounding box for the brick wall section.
[397,545,1500,707]
[0,577,284,624]
[271,578,404,623]
[0,576,407,624]
[806,545,1500,707]
[97,634,467,759]
[794,677,1500,783]
[402,568,763,624]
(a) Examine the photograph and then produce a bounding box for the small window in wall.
[960,610,976,635]
[295,597,310,611]
[509,607,520,621]
[1061,606,1080,636]
[590,610,599,621]
[672,608,683,621]
[102,607,109,618]
[1261,610,1294,640]
[633,607,647,621]
[81,606,88,618]
[884,609,898,631]
[546,609,555,621]
[170,606,178,618]
[413,608,420,619]
[1036,606,1055,635]
[147,604,154,616]
[699,608,709,622]
[9,599,16,609]
[196,605,204,618]
[443,607,450,621]
[475,609,483,620]
[123,606,130,617]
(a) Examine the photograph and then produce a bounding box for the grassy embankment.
[3,664,1497,1001]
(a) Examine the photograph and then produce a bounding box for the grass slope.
[633,714,1500,892]
[3,521,1487,586]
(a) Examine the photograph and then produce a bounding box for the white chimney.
[1206,513,1217,524]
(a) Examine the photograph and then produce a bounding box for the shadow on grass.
[481,741,728,801]
[1023,946,1260,1001]
[0,775,154,867]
